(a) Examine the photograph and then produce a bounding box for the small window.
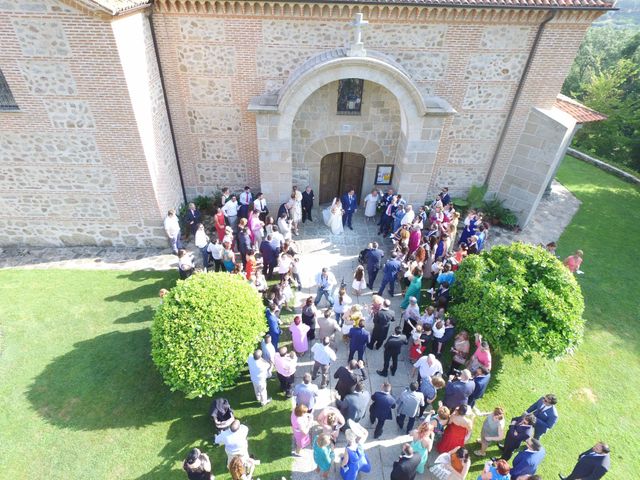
[0,68,19,111]
[337,78,363,116]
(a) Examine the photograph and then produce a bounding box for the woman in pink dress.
[468,333,492,372]
[247,208,263,248]
[408,225,422,254]
[291,403,314,455]
[289,315,310,355]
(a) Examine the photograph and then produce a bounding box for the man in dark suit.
[443,369,474,410]
[341,188,358,230]
[440,187,451,206]
[184,202,201,240]
[336,380,371,424]
[500,413,536,461]
[301,186,315,223]
[348,319,371,361]
[334,359,367,400]
[511,437,545,479]
[559,442,611,480]
[259,235,278,279]
[369,381,396,439]
[468,366,491,408]
[377,326,406,377]
[390,443,421,480]
[378,252,402,297]
[238,227,251,267]
[368,298,394,350]
[365,242,384,289]
[526,394,559,439]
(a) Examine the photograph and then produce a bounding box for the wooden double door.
[319,152,366,204]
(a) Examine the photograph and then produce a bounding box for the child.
[420,306,435,327]
[409,338,426,363]
[411,324,424,344]
[432,320,445,356]
[352,265,367,296]
[403,297,421,324]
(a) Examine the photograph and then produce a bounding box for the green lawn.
[466,156,640,478]
[1,155,639,479]
[0,270,292,479]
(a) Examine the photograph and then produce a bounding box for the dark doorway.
[319,152,366,204]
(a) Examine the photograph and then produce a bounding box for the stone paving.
[0,181,581,479]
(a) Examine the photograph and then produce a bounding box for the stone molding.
[153,1,601,24]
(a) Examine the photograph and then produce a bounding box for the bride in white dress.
[323,198,344,235]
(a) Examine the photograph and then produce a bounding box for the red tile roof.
[312,0,616,9]
[554,94,608,124]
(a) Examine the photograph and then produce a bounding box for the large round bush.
[450,243,584,358]
[151,273,266,397]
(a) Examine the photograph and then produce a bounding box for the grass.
[0,270,292,479]
[464,155,640,478]
[1,155,639,479]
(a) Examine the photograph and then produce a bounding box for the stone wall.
[152,10,568,201]
[0,3,177,247]
[497,107,576,226]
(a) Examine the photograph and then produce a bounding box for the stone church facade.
[0,0,613,247]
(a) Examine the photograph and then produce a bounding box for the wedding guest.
[390,443,421,480]
[363,189,379,222]
[559,442,610,480]
[274,347,297,398]
[311,337,337,389]
[247,349,272,406]
[301,185,315,223]
[369,381,396,439]
[291,403,313,455]
[222,194,239,232]
[289,316,310,356]
[164,209,182,254]
[317,406,346,442]
[239,186,253,219]
[340,424,371,480]
[396,381,425,434]
[315,267,337,307]
[474,407,506,457]
[430,446,471,480]
[214,419,250,465]
[184,202,202,240]
[437,405,473,454]
[214,206,227,242]
[183,447,213,480]
[563,249,584,274]
[313,433,335,478]
[468,333,492,372]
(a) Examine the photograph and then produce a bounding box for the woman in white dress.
[323,198,344,235]
[363,189,379,222]
[289,187,303,235]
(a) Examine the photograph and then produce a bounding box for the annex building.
[0,0,613,246]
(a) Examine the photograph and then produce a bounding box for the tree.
[450,243,585,359]
[151,272,266,397]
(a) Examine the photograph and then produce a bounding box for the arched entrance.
[319,152,365,204]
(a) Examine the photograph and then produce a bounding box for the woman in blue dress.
[458,211,478,246]
[340,425,371,480]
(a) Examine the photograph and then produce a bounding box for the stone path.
[0,181,581,478]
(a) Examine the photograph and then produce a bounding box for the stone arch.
[249,49,454,204]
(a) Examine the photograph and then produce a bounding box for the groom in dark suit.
[341,188,358,230]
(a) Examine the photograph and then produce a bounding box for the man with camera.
[443,368,474,410]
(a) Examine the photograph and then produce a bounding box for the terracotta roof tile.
[554,94,608,124]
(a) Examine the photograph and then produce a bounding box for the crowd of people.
[174,186,604,480]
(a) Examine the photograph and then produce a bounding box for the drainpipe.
[484,10,557,187]
[148,11,188,204]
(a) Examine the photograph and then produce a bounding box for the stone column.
[255,112,292,205]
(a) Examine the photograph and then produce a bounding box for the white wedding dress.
[323,198,344,235]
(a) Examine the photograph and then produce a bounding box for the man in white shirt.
[247,349,272,406]
[270,226,284,250]
[239,186,253,219]
[311,336,337,389]
[401,205,415,226]
[207,239,224,272]
[222,195,239,232]
[214,419,249,464]
[254,192,268,221]
[163,209,182,254]
[314,267,337,307]
[412,354,443,381]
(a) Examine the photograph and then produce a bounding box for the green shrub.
[465,184,488,209]
[151,273,266,397]
[450,243,584,359]
[192,195,213,213]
